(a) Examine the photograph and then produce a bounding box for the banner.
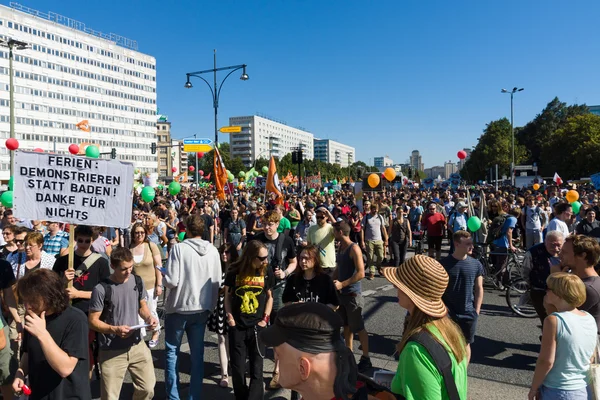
[591,173,600,189]
[13,151,134,228]
[306,174,321,189]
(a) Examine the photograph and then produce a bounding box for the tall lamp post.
[184,50,248,147]
[501,87,524,186]
[0,38,29,177]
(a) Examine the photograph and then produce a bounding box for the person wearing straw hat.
[382,255,468,400]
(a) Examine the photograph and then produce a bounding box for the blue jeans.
[165,311,210,400]
[539,385,590,400]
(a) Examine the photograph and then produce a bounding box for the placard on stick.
[13,151,134,228]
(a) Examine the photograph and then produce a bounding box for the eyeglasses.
[256,255,268,262]
[2,232,11,236]
[77,239,91,244]
[25,243,37,248]
[15,240,25,245]
[316,215,325,219]
[134,231,146,235]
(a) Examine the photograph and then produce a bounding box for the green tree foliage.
[461,118,527,181]
[516,97,589,175]
[542,114,600,179]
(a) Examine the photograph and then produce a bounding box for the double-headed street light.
[501,87,524,186]
[1,38,29,176]
[184,50,248,147]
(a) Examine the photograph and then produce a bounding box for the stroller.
[412,229,427,255]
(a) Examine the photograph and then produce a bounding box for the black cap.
[260,302,344,354]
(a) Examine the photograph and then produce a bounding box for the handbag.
[590,336,600,400]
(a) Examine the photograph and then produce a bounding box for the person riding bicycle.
[490,207,518,286]
[521,231,564,326]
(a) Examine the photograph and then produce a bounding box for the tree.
[542,114,600,179]
[461,118,528,181]
[516,97,589,175]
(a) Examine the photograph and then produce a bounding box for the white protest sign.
[13,151,134,228]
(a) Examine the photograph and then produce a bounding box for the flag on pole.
[266,156,283,204]
[553,172,563,186]
[214,147,228,200]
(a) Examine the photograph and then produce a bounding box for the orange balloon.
[384,167,396,182]
[566,190,579,203]
[533,183,540,191]
[368,173,380,188]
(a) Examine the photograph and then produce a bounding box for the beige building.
[157,121,172,177]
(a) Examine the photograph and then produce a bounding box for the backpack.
[486,214,509,245]
[269,233,287,273]
[99,274,145,325]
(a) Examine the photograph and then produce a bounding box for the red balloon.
[68,144,80,155]
[171,167,177,173]
[33,148,44,153]
[189,166,195,172]
[199,170,204,176]
[5,138,19,151]
[197,152,204,158]
[457,150,467,160]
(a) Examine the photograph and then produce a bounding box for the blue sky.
[13,0,600,168]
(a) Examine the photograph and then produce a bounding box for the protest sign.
[591,172,600,189]
[13,151,134,228]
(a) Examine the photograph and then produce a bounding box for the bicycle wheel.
[505,279,537,318]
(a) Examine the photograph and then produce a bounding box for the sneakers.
[357,356,372,373]
[267,372,281,390]
[367,273,374,280]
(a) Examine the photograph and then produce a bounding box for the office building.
[314,139,354,167]
[0,3,157,180]
[228,114,314,167]
[171,139,188,174]
[590,105,600,116]
[374,156,394,168]
[156,121,172,177]
[410,150,424,172]
[444,160,458,179]
[424,166,445,179]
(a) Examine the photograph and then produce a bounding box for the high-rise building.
[457,147,472,170]
[374,156,394,168]
[0,3,157,180]
[156,121,172,177]
[410,150,424,171]
[228,115,314,167]
[170,138,187,176]
[313,139,354,167]
[444,160,457,179]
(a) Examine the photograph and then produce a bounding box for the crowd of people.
[0,181,599,399]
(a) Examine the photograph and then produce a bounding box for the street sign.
[183,138,213,153]
[514,165,534,171]
[219,126,242,133]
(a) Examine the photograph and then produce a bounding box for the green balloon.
[467,216,482,232]
[178,232,186,241]
[8,176,13,191]
[0,191,13,208]
[332,180,338,185]
[157,184,163,190]
[239,171,246,178]
[571,201,581,215]
[141,186,155,202]
[262,166,269,174]
[329,189,334,194]
[85,145,100,158]
[228,173,235,182]
[310,188,315,193]
[169,181,181,195]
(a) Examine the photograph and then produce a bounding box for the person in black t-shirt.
[52,225,110,377]
[224,241,274,400]
[282,245,338,308]
[12,268,91,400]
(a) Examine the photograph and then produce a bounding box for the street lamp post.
[184,50,248,147]
[501,87,524,186]
[1,38,29,177]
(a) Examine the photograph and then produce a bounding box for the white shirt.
[547,218,570,237]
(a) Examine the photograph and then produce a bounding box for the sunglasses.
[15,240,25,245]
[77,239,91,244]
[2,232,11,236]
[134,231,146,235]
[256,255,268,262]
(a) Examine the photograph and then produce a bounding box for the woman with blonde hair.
[382,255,467,399]
[528,272,596,400]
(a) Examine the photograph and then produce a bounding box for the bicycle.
[473,243,524,290]
[411,230,427,254]
[505,278,538,318]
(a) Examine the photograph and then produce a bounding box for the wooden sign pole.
[67,224,75,288]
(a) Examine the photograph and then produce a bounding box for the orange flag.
[213,147,228,200]
[76,120,90,132]
[266,156,283,204]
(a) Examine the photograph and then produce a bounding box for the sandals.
[219,376,229,388]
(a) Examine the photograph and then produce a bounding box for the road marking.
[362,290,376,297]
[181,343,190,353]
[377,284,395,292]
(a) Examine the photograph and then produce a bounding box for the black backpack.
[99,274,145,325]
[486,214,509,245]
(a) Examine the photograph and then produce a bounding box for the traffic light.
[408,167,413,179]
[292,149,304,164]
[151,143,156,154]
[110,148,117,159]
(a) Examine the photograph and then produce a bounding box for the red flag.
[213,147,228,200]
[553,172,563,186]
[266,156,283,204]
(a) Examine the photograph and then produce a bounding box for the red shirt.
[423,212,445,237]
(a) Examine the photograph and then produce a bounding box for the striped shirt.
[43,231,69,256]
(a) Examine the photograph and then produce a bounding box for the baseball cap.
[260,302,344,354]
[457,201,468,208]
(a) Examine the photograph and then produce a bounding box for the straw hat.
[382,255,449,318]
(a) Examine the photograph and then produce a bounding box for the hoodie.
[164,238,222,314]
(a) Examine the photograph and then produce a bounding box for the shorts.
[452,313,478,344]
[427,236,443,251]
[0,326,17,385]
[337,293,365,334]
[539,385,588,400]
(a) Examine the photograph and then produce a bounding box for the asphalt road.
[91,245,539,399]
